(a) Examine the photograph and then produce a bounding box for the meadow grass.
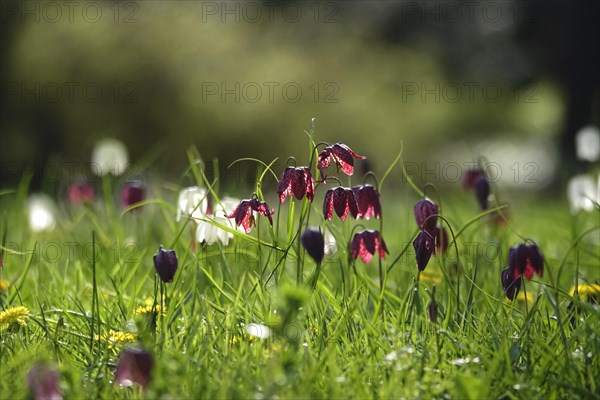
[0,142,599,399]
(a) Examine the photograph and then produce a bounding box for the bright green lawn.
[0,148,599,399]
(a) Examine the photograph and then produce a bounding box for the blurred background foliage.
[0,0,598,191]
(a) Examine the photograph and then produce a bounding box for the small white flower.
[214,196,241,216]
[246,323,270,339]
[26,194,56,232]
[91,138,129,176]
[567,174,597,213]
[196,215,232,246]
[176,186,208,221]
[576,125,600,162]
[324,229,337,256]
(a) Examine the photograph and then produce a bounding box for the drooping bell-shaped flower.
[277,166,315,203]
[462,167,484,189]
[176,186,208,221]
[27,363,62,400]
[301,228,325,263]
[508,243,544,280]
[67,181,95,205]
[323,187,358,221]
[501,267,522,300]
[350,230,388,264]
[567,174,597,213]
[413,230,435,271]
[226,198,274,233]
[115,347,154,389]
[473,176,490,210]
[317,143,365,177]
[153,245,178,283]
[196,215,232,246]
[414,198,438,235]
[435,226,448,254]
[91,138,129,176]
[352,185,382,220]
[122,181,146,210]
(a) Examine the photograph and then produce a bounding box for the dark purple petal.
[153,245,178,283]
[333,187,349,220]
[250,199,274,226]
[291,168,306,200]
[277,168,294,203]
[363,231,377,256]
[122,181,146,209]
[28,363,62,400]
[376,235,389,258]
[317,149,331,177]
[508,246,517,271]
[350,232,361,260]
[303,168,315,202]
[501,267,521,300]
[474,176,490,210]
[520,244,544,279]
[330,144,356,175]
[353,185,382,220]
[346,189,359,219]
[323,190,334,220]
[350,230,387,264]
[435,226,448,254]
[413,230,434,271]
[115,348,154,389]
[414,199,438,235]
[301,228,325,263]
[463,168,484,189]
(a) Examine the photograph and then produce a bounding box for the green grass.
[0,143,599,399]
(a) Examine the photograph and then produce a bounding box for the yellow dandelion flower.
[0,279,10,292]
[107,330,136,344]
[95,329,136,347]
[0,306,29,331]
[134,304,165,316]
[420,270,442,284]
[569,283,600,301]
[503,292,535,306]
[516,291,535,306]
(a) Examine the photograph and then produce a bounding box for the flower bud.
[301,228,325,263]
[153,245,178,283]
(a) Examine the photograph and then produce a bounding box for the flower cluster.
[501,243,544,300]
[412,198,447,271]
